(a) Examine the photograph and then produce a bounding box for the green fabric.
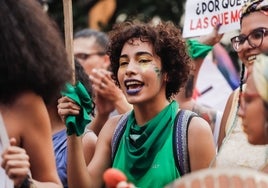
[61,81,93,136]
[113,101,180,188]
[187,39,213,59]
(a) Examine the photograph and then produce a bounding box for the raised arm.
[175,23,224,135]
[66,115,121,188]
[58,95,121,187]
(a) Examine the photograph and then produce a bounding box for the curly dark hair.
[107,20,192,100]
[0,0,72,105]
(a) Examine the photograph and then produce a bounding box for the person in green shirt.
[58,20,215,188]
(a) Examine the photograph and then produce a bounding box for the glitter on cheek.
[154,66,161,78]
[140,62,161,79]
[139,62,161,77]
[139,63,151,72]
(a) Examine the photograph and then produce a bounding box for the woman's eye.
[251,30,263,39]
[119,62,128,66]
[119,58,129,66]
[139,59,151,63]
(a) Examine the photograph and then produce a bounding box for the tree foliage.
[46,0,186,33]
[106,0,186,30]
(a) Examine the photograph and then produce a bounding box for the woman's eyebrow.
[119,54,128,58]
[135,51,153,57]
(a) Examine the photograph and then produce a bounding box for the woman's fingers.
[1,144,30,186]
[57,97,81,116]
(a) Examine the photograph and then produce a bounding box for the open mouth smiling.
[124,79,144,95]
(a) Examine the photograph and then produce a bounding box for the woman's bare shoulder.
[14,91,45,108]
[97,113,128,147]
[11,92,49,129]
[188,116,212,136]
[1,92,49,143]
[101,114,124,134]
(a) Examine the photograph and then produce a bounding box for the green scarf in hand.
[61,81,94,136]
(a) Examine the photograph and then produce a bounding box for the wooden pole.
[63,0,75,85]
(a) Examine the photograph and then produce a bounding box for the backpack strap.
[173,109,198,176]
[111,112,130,162]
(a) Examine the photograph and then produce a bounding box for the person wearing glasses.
[74,29,110,76]
[216,0,268,170]
[73,29,132,135]
[238,53,268,173]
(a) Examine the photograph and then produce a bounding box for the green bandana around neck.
[114,101,178,180]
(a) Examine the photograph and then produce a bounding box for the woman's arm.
[2,92,62,188]
[82,130,97,165]
[175,24,224,132]
[67,116,120,188]
[217,92,235,149]
[188,117,216,171]
[57,96,125,187]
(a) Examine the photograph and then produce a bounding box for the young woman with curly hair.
[58,20,215,188]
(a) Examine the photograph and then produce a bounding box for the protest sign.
[183,0,247,38]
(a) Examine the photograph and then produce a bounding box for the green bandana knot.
[114,101,179,180]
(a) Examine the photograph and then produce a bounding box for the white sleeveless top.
[216,87,268,170]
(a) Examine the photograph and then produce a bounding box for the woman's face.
[238,74,267,145]
[238,12,268,67]
[117,38,167,105]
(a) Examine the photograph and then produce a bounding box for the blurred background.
[38,0,241,111]
[39,0,186,33]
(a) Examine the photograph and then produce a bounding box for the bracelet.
[187,39,213,59]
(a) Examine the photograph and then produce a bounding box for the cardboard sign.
[183,0,248,38]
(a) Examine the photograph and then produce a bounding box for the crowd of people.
[216,0,268,170]
[1,0,268,188]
